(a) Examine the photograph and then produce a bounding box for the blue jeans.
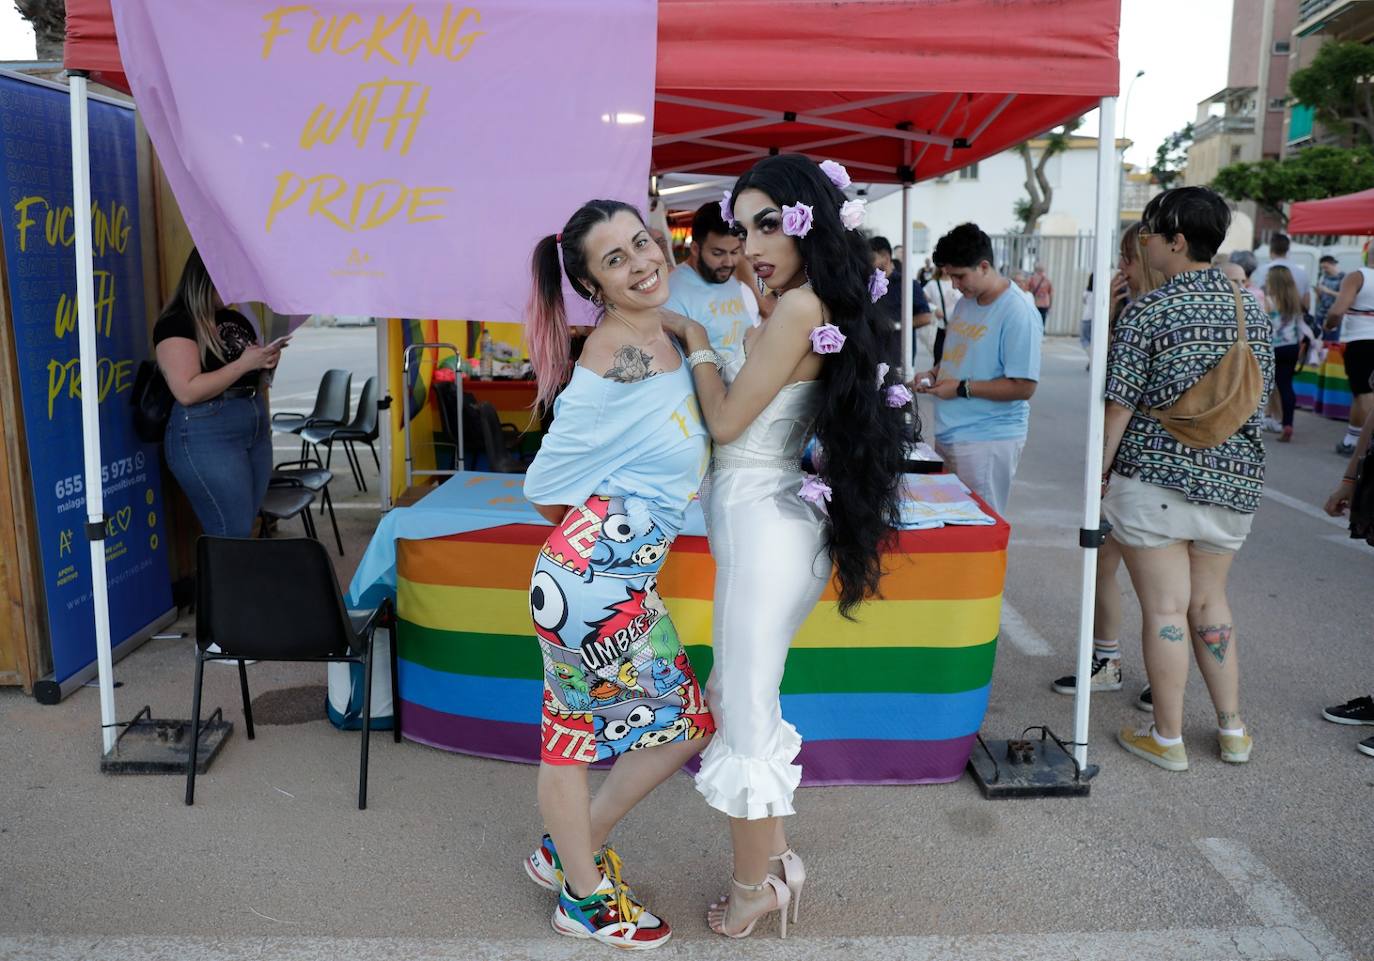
[165,395,271,537]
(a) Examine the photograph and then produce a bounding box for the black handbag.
[1351,446,1374,547]
[131,359,174,443]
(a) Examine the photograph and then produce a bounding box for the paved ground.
[1,331,1369,960]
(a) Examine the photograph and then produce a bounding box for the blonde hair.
[1119,222,1166,294]
[159,248,227,364]
[1264,265,1302,320]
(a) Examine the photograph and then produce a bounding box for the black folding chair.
[272,369,352,458]
[271,456,343,556]
[186,536,396,810]
[478,401,528,473]
[302,376,379,492]
[258,487,318,541]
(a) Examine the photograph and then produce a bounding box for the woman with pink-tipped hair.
[517,198,715,950]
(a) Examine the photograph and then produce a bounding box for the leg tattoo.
[1217,711,1241,729]
[1159,625,1186,643]
[1195,623,1233,665]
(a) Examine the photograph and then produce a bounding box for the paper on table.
[898,473,996,529]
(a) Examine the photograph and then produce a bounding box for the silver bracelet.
[687,348,723,371]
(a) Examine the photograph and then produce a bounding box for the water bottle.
[479,327,493,381]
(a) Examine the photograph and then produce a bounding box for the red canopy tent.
[67,0,1120,182]
[1289,187,1374,237]
[60,0,1125,782]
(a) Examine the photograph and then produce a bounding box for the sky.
[0,0,1233,170]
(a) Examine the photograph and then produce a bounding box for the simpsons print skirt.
[530,495,714,765]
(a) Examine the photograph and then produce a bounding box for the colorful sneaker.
[1135,685,1153,712]
[524,834,563,892]
[552,876,671,949]
[1357,736,1374,758]
[1051,657,1122,694]
[1218,730,1252,764]
[525,835,626,894]
[1116,725,1188,771]
[1321,695,1374,726]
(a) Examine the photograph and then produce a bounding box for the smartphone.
[266,335,292,350]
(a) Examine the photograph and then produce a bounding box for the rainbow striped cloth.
[1295,342,1352,421]
[394,516,1008,785]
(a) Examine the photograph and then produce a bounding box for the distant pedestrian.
[1029,262,1054,327]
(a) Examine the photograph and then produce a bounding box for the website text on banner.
[0,74,173,686]
[108,0,657,319]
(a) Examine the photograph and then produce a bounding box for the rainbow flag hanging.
[394,519,1008,785]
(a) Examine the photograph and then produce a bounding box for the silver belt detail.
[711,452,802,473]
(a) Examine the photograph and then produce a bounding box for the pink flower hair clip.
[868,268,889,303]
[720,189,734,226]
[810,323,846,354]
[819,160,851,190]
[840,198,866,231]
[798,472,833,514]
[885,384,914,408]
[782,202,813,238]
[876,362,891,388]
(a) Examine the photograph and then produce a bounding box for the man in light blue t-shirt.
[664,202,750,355]
[913,223,1041,514]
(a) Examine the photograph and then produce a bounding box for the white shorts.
[1101,472,1253,555]
[934,437,1025,516]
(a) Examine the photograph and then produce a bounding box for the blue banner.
[0,73,172,686]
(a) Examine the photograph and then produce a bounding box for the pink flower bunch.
[782,202,814,238]
[809,323,846,354]
[819,160,851,190]
[798,473,833,514]
[839,198,866,231]
[885,384,914,408]
[720,189,734,226]
[868,268,889,303]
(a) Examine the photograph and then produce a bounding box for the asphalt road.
[0,333,1369,961]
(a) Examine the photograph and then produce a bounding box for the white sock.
[1150,727,1182,747]
[1092,639,1120,661]
[1345,425,1362,445]
[1219,726,1246,737]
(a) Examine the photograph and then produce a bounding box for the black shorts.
[1345,340,1374,396]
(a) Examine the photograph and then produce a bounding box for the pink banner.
[110,1,656,320]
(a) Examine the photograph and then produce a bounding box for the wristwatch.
[956,379,972,399]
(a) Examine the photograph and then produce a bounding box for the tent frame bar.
[654,92,957,149]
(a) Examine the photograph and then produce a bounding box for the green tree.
[1151,123,1194,189]
[1288,41,1374,145]
[1212,145,1374,223]
[1013,117,1084,235]
[13,0,64,61]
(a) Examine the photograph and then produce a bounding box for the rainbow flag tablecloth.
[1295,342,1352,422]
[394,514,1009,785]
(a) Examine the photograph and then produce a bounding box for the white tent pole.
[376,318,392,511]
[69,73,118,755]
[1072,96,1120,770]
[900,182,914,383]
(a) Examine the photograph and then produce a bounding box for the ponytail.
[527,234,570,414]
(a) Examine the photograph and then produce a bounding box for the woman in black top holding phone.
[153,248,286,537]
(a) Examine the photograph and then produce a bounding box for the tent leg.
[900,183,914,383]
[1072,96,1121,771]
[69,73,118,756]
[375,318,392,511]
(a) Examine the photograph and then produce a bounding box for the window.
[1273,40,1291,54]
[957,163,980,180]
[1268,97,1287,112]
[1231,144,1244,161]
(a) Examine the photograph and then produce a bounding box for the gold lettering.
[261,5,315,59]
[406,185,451,224]
[14,196,44,252]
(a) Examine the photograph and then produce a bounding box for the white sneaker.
[1262,417,1282,434]
[1051,657,1123,694]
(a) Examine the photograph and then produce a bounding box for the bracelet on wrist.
[686,348,723,372]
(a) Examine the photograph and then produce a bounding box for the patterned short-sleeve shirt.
[1105,268,1275,514]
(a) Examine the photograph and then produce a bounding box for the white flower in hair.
[839,198,866,230]
[819,160,851,190]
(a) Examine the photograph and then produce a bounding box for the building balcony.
[1192,115,1257,142]
[1297,0,1374,37]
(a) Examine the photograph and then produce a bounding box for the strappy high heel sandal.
[770,848,806,922]
[708,875,791,939]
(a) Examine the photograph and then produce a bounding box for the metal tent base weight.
[100,705,233,775]
[966,727,1098,799]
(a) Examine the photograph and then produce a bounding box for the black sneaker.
[1135,685,1153,712]
[1051,657,1123,695]
[1336,440,1357,457]
[1358,736,1374,758]
[1322,695,1374,725]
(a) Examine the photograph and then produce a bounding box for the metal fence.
[986,233,1098,337]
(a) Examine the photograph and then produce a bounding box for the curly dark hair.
[730,154,905,616]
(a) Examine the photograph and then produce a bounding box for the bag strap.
[1231,282,1248,346]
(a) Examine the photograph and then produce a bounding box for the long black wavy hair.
[730,154,905,616]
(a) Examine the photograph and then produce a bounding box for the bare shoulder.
[578,325,661,384]
[768,286,825,334]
